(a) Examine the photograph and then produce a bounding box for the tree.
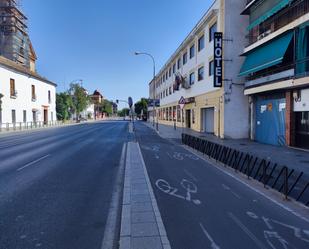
[134,98,148,118]
[56,92,73,121]
[118,108,130,117]
[69,83,89,120]
[99,99,113,116]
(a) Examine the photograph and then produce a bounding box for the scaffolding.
[0,0,30,68]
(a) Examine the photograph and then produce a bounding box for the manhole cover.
[240,143,247,146]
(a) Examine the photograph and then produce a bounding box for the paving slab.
[119,142,171,249]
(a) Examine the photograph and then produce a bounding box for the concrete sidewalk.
[119,142,171,249]
[143,121,309,176]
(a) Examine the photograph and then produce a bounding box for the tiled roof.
[0,56,57,86]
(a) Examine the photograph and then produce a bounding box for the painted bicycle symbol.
[246,211,309,249]
[155,178,201,205]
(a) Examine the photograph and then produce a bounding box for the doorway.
[201,108,214,133]
[186,109,191,128]
[255,98,286,146]
[44,109,48,124]
[295,111,309,149]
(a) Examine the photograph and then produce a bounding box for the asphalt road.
[0,121,129,249]
[135,122,309,249]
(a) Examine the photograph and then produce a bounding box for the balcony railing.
[245,57,309,88]
[246,0,309,46]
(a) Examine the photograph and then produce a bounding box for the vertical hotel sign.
[214,32,223,87]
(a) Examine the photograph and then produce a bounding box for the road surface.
[136,122,309,249]
[0,121,128,249]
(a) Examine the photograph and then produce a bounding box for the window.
[10,78,16,97]
[190,44,195,59]
[189,72,195,85]
[183,52,187,65]
[166,89,168,96]
[198,35,205,51]
[209,23,217,42]
[23,110,27,123]
[173,106,176,121]
[198,66,204,81]
[32,111,37,123]
[177,58,181,69]
[163,75,165,82]
[209,60,214,76]
[173,63,176,73]
[169,87,172,95]
[177,106,181,122]
[12,110,16,123]
[166,71,168,80]
[169,67,172,77]
[192,109,195,124]
[48,90,51,103]
[31,85,36,101]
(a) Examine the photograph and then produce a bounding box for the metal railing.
[246,57,309,82]
[247,0,309,46]
[0,120,70,132]
[182,133,309,206]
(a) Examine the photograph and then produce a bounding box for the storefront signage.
[214,32,223,88]
[185,97,195,104]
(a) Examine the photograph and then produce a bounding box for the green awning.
[239,31,293,76]
[247,0,292,31]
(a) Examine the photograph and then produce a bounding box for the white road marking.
[17,155,50,171]
[199,222,221,249]
[155,178,201,205]
[185,147,309,223]
[228,212,267,249]
[262,216,273,230]
[184,169,198,182]
[222,184,241,199]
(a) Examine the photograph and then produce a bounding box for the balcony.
[246,0,309,46]
[245,57,309,89]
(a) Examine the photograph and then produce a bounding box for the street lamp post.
[134,51,158,131]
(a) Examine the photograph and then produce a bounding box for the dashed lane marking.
[17,155,50,171]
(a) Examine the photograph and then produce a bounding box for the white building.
[151,0,249,139]
[0,56,57,127]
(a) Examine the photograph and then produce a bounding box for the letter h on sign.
[214,32,223,87]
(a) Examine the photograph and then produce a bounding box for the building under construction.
[0,0,36,70]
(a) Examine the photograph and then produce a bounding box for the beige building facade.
[150,0,249,139]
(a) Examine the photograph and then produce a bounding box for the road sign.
[128,97,133,108]
[178,96,186,109]
[148,99,160,107]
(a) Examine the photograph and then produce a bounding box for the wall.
[223,0,249,139]
[0,65,56,124]
[294,88,309,112]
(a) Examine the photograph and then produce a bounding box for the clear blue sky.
[23,0,212,109]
